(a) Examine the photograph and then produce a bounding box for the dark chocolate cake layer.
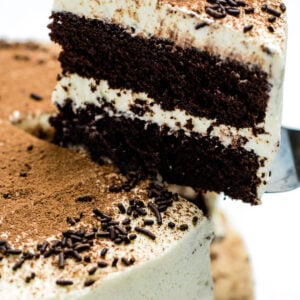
[50,12,271,129]
[50,101,262,204]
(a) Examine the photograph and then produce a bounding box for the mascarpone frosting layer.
[0,186,213,300]
[52,73,279,199]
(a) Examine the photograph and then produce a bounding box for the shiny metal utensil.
[266,127,300,193]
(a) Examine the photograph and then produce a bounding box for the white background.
[0,1,299,299]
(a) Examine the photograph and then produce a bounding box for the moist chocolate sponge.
[50,12,271,129]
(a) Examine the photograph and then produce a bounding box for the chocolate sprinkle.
[268,26,275,33]
[122,218,131,225]
[66,216,76,226]
[168,222,176,229]
[84,256,91,263]
[117,203,126,214]
[268,16,276,23]
[121,257,133,266]
[236,0,245,6]
[109,185,122,193]
[84,279,95,287]
[72,250,82,261]
[115,225,127,236]
[29,93,43,101]
[100,248,108,258]
[205,5,227,19]
[75,243,90,253]
[109,227,117,241]
[148,202,162,225]
[144,219,154,226]
[179,224,189,231]
[97,231,110,238]
[6,249,22,255]
[135,207,147,216]
[56,280,74,286]
[25,273,35,284]
[135,227,156,240]
[58,252,65,269]
[192,216,199,225]
[227,0,237,6]
[114,237,123,244]
[244,7,254,14]
[195,22,209,30]
[261,4,267,12]
[129,234,137,241]
[226,7,240,16]
[88,266,98,275]
[75,195,94,202]
[93,208,111,220]
[112,257,119,267]
[266,7,281,17]
[280,3,286,13]
[12,258,25,271]
[98,261,108,268]
[243,24,253,33]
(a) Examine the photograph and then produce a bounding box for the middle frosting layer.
[53,73,276,159]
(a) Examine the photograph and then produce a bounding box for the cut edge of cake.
[49,0,287,204]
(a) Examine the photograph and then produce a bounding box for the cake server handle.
[266,127,300,193]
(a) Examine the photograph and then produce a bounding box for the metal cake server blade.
[266,127,300,193]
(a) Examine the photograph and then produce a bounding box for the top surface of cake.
[0,121,213,300]
[50,0,287,204]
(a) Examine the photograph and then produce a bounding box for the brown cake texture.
[48,0,287,204]
[0,42,253,299]
[49,12,265,204]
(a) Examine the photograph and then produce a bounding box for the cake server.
[266,127,300,193]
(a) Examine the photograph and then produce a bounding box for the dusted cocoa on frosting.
[162,0,286,42]
[0,121,213,299]
[0,121,121,244]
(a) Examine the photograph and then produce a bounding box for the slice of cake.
[0,121,214,299]
[49,0,287,204]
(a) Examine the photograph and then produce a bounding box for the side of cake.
[49,0,287,204]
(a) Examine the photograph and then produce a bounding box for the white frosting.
[52,74,280,199]
[0,192,214,299]
[52,0,286,81]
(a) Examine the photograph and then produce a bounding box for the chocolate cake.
[0,121,214,299]
[49,0,287,204]
[0,41,254,300]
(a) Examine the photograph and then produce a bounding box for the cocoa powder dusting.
[0,122,147,245]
